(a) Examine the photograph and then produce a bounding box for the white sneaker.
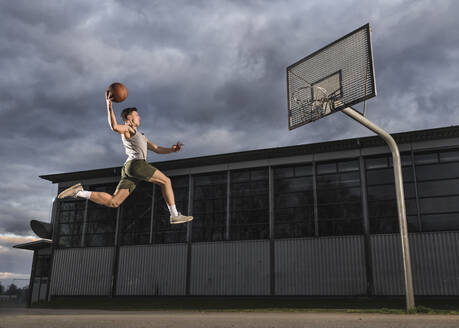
[58,183,83,199]
[170,213,193,224]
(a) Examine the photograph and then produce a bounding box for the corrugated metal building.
[15,125,459,304]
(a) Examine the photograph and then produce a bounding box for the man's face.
[127,111,141,127]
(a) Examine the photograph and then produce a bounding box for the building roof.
[40,125,459,184]
[13,239,52,251]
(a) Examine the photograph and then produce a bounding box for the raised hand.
[105,90,114,110]
[172,141,184,152]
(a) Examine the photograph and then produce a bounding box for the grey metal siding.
[371,234,404,295]
[49,247,115,296]
[190,240,270,295]
[31,278,40,303]
[275,236,367,295]
[371,232,459,295]
[410,232,459,295]
[39,280,48,301]
[116,244,187,295]
[48,233,459,297]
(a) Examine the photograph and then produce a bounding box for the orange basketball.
[107,82,128,103]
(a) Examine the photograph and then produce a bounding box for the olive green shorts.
[116,159,157,193]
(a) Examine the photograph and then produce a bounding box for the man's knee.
[109,191,129,208]
[149,170,171,187]
[109,200,121,208]
[157,175,171,186]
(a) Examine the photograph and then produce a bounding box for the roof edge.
[40,124,459,183]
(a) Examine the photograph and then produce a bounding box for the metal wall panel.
[49,247,115,296]
[116,244,187,295]
[37,248,52,256]
[39,279,48,301]
[48,234,459,297]
[190,240,270,295]
[371,232,459,295]
[31,278,40,303]
[371,234,404,295]
[410,232,459,295]
[275,236,367,295]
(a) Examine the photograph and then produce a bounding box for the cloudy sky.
[1,0,459,288]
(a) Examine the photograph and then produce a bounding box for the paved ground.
[1,308,459,328]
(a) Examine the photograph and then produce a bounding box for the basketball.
[107,82,128,103]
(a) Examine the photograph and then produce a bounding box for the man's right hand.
[105,90,114,110]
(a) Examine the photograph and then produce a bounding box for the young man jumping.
[58,91,193,224]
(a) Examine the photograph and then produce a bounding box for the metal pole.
[268,166,275,295]
[341,106,415,312]
[149,184,156,244]
[226,171,231,241]
[359,156,374,296]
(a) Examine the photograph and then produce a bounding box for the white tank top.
[121,131,148,163]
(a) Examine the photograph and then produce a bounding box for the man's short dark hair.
[121,107,138,121]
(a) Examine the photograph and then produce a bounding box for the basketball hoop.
[287,24,376,129]
[284,23,415,312]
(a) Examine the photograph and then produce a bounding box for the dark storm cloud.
[1,0,459,278]
[362,1,459,132]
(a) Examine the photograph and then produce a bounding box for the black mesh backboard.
[287,23,376,130]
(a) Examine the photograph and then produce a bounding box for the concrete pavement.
[0,308,458,328]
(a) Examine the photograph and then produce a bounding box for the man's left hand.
[171,142,184,152]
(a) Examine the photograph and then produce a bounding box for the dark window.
[414,152,438,165]
[119,182,153,246]
[84,233,115,247]
[415,162,459,182]
[55,198,85,248]
[274,164,314,238]
[192,172,227,242]
[365,157,389,169]
[34,255,51,278]
[439,149,459,163]
[316,159,363,236]
[419,196,459,214]
[366,167,415,185]
[420,213,459,231]
[230,168,269,240]
[58,223,83,235]
[84,183,118,247]
[415,149,459,232]
[366,154,418,233]
[151,175,189,244]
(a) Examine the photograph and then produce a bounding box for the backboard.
[287,23,376,130]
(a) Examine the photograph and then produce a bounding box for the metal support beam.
[81,199,89,247]
[410,147,423,231]
[47,199,58,303]
[111,207,121,297]
[186,174,194,295]
[226,171,231,241]
[269,166,275,295]
[312,161,319,237]
[342,106,415,311]
[149,184,156,244]
[359,156,374,296]
[27,251,38,307]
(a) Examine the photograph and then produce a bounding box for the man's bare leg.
[148,170,175,206]
[58,183,130,208]
[148,170,192,223]
[89,188,130,208]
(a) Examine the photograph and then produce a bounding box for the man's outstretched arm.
[146,138,182,154]
[105,91,134,135]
